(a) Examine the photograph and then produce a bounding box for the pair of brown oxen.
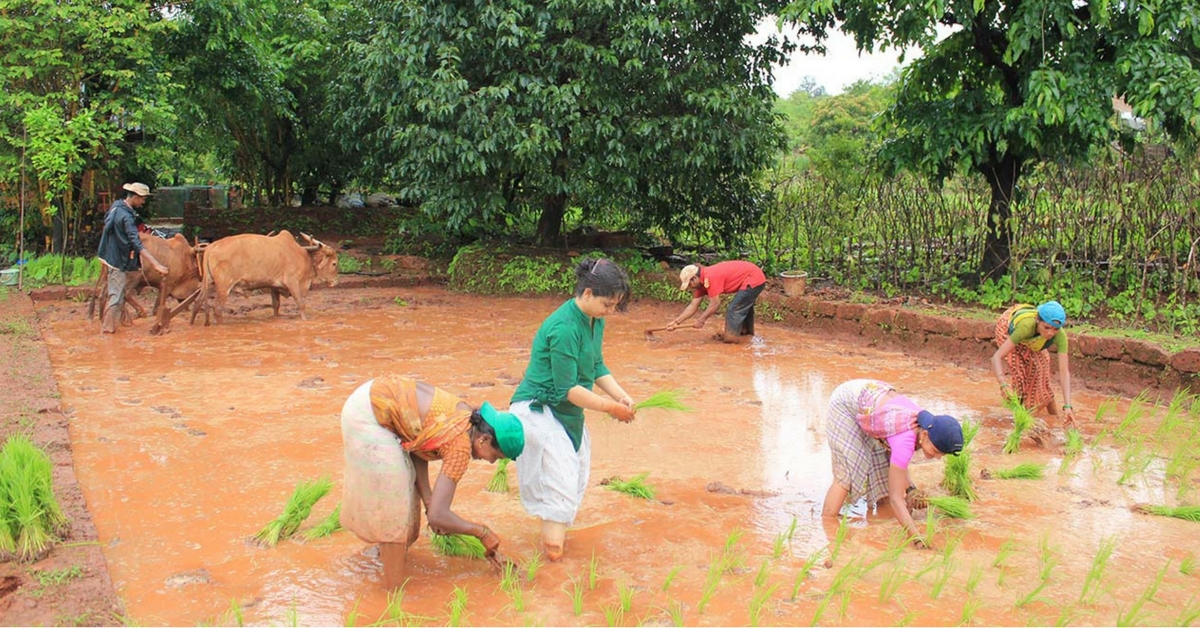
[88,230,340,335]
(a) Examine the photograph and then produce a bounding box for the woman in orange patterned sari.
[340,375,525,588]
[991,301,1077,428]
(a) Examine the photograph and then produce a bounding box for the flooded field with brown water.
[34,286,1200,626]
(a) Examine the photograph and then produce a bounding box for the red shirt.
[692,261,766,299]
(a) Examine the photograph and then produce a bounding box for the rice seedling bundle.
[942,419,979,500]
[485,459,510,493]
[632,390,692,413]
[603,473,656,499]
[927,495,974,519]
[430,532,487,558]
[0,434,68,561]
[1135,504,1200,522]
[302,503,342,540]
[1003,397,1035,454]
[252,476,333,547]
[993,463,1045,480]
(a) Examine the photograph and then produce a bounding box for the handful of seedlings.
[602,473,656,500]
[1003,396,1035,454]
[988,463,1045,480]
[1133,504,1200,522]
[633,390,692,413]
[253,476,333,547]
[302,503,342,541]
[486,459,510,494]
[941,419,979,501]
[927,495,974,519]
[430,532,487,558]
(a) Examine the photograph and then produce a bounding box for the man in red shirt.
[666,261,767,343]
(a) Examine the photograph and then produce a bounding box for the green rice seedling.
[784,516,798,543]
[565,574,585,616]
[830,517,850,561]
[960,596,981,626]
[0,434,68,561]
[632,390,692,413]
[1003,396,1035,454]
[928,495,974,519]
[446,586,469,627]
[748,583,778,627]
[369,585,432,627]
[602,603,623,627]
[344,598,361,627]
[965,563,983,595]
[1054,604,1081,626]
[603,473,656,500]
[302,503,342,540]
[1014,535,1057,608]
[878,562,906,604]
[1180,553,1196,576]
[809,589,834,626]
[1155,390,1191,440]
[664,600,684,627]
[1135,504,1200,522]
[942,419,979,500]
[771,531,788,559]
[931,558,957,600]
[429,532,487,558]
[618,580,636,612]
[1116,561,1166,626]
[992,463,1045,480]
[922,508,940,549]
[993,538,1016,568]
[863,530,907,575]
[1078,536,1116,605]
[718,527,746,573]
[697,554,723,614]
[283,603,299,627]
[1175,595,1200,626]
[1117,437,1153,485]
[525,549,543,582]
[497,561,525,613]
[791,549,825,600]
[588,550,601,589]
[754,558,772,587]
[486,459,510,493]
[662,565,682,592]
[227,598,245,627]
[1113,393,1151,442]
[825,558,862,620]
[252,476,332,547]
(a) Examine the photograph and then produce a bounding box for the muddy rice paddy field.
[11,285,1200,625]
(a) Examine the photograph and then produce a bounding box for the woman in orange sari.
[340,375,525,588]
[991,301,1077,428]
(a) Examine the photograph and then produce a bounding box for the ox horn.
[299,232,315,244]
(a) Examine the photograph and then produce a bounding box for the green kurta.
[512,299,611,451]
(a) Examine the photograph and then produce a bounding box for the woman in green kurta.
[510,258,637,561]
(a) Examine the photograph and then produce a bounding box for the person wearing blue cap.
[339,376,525,588]
[822,380,964,546]
[991,301,1076,428]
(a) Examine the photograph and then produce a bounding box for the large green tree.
[0,0,173,252]
[161,0,362,206]
[341,0,792,244]
[782,0,1200,279]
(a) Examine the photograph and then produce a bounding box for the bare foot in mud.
[1027,418,1051,448]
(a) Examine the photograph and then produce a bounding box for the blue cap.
[1037,301,1066,329]
[916,411,964,456]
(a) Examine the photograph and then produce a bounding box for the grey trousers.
[105,266,129,312]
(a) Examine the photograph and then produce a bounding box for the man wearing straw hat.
[665,261,766,343]
[96,182,168,333]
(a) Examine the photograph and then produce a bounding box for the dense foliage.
[336,0,792,244]
[780,0,1200,279]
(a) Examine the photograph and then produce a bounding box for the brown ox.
[87,233,203,335]
[190,230,339,325]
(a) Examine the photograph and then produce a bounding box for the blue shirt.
[96,200,143,271]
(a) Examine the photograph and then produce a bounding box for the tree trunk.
[535,150,570,245]
[978,156,1022,282]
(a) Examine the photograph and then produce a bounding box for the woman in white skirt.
[510,258,638,561]
[341,375,525,588]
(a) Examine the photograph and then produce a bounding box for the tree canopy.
[338,0,793,244]
[781,0,1200,278]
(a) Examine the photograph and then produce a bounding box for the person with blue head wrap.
[990,300,1077,428]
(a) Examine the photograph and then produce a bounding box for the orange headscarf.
[369,376,472,462]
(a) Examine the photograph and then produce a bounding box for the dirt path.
[16,282,1200,626]
[0,289,122,626]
